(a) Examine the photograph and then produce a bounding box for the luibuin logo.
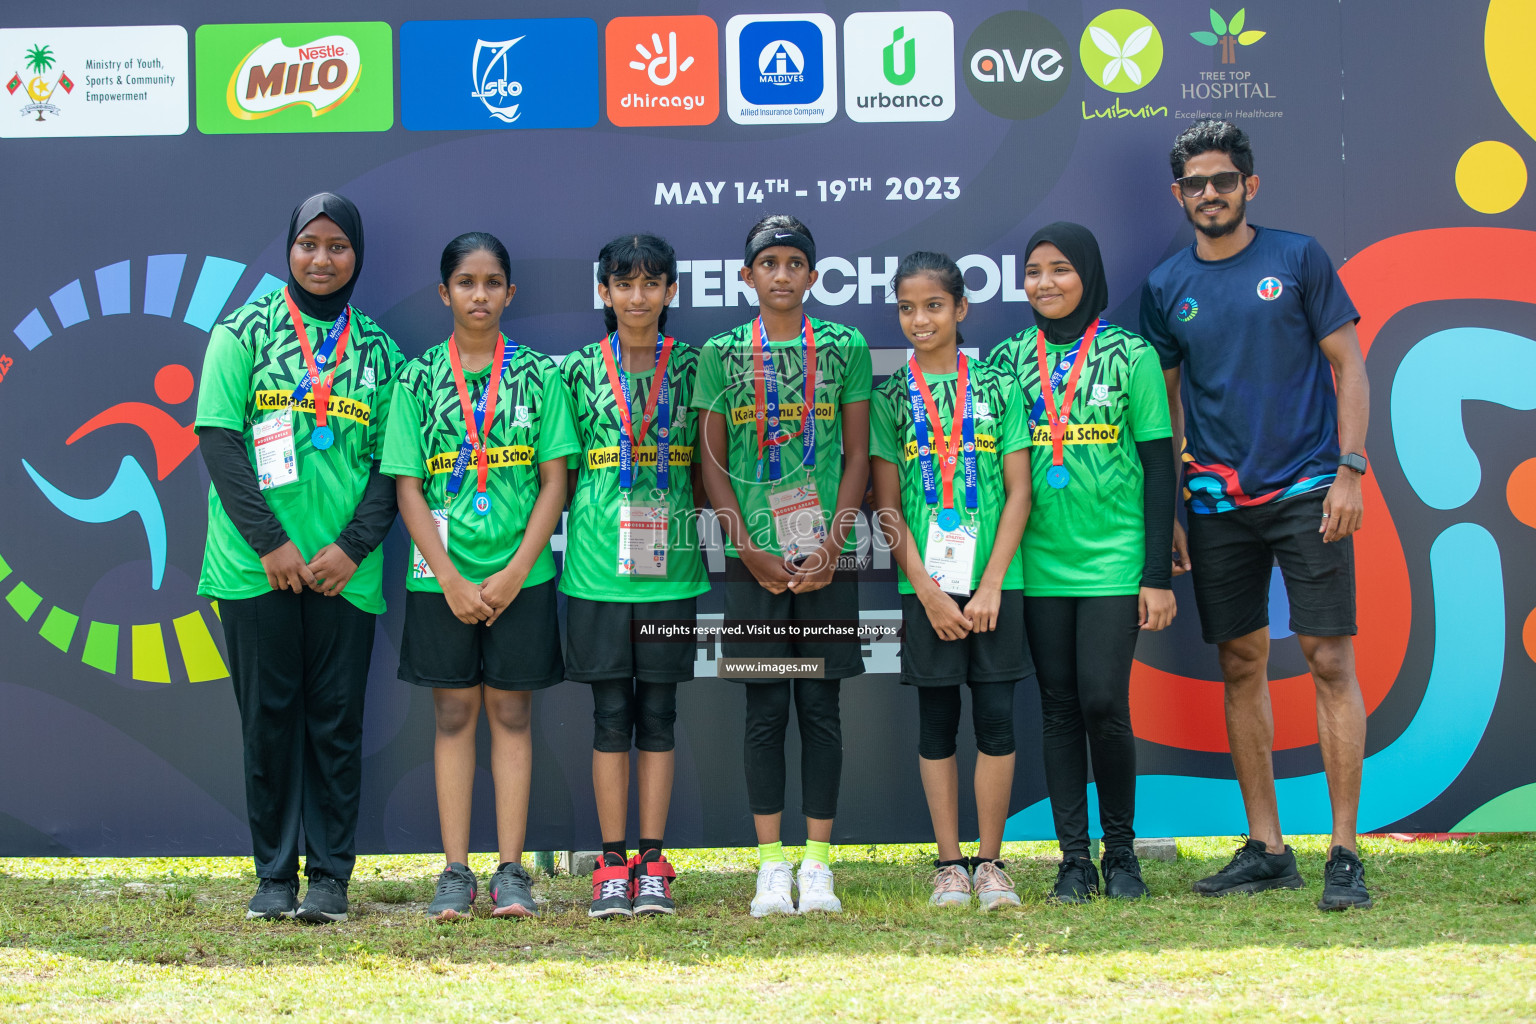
[471,37,523,122]
[1191,9,1265,65]
[1080,10,1162,93]
[9,43,73,121]
[226,34,359,119]
[883,27,914,85]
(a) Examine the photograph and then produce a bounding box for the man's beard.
[1188,192,1247,238]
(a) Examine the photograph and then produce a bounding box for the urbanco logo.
[196,22,392,134]
[1080,9,1163,93]
[844,12,955,124]
[606,16,719,127]
[962,11,1072,120]
[726,14,836,125]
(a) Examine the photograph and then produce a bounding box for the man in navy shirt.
[1141,121,1372,911]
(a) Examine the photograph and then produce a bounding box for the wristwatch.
[1340,452,1368,476]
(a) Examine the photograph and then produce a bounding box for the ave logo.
[606,16,718,126]
[963,11,1072,120]
[726,14,837,125]
[843,11,955,123]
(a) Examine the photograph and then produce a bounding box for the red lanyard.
[599,333,675,452]
[908,353,970,509]
[1035,320,1100,467]
[448,333,506,499]
[283,288,350,431]
[751,317,818,464]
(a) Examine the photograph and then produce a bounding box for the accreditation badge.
[924,513,977,597]
[618,500,669,577]
[252,410,299,491]
[769,479,827,563]
[411,508,450,580]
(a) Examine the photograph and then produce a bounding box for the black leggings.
[1023,595,1141,857]
[743,680,842,819]
[590,679,678,753]
[917,683,1018,760]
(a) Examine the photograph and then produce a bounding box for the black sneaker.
[294,874,349,923]
[490,862,539,918]
[589,853,634,919]
[1049,856,1099,904]
[631,851,677,917]
[1193,837,1304,896]
[1317,846,1373,911]
[246,876,299,920]
[1101,847,1149,900]
[427,862,478,921]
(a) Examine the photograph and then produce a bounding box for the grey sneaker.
[929,862,974,908]
[246,876,299,920]
[427,862,478,921]
[294,875,348,923]
[972,860,1022,910]
[489,862,538,918]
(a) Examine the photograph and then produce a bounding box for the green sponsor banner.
[195,22,392,134]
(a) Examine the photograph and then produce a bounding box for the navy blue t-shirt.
[1140,226,1358,514]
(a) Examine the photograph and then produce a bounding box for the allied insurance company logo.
[7,41,73,121]
[843,11,955,123]
[196,22,393,133]
[605,16,719,127]
[963,10,1071,120]
[726,14,837,125]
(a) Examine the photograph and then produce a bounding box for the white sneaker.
[973,860,1022,911]
[750,861,795,917]
[795,860,843,914]
[929,863,974,907]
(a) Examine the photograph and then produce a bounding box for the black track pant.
[916,683,1019,760]
[220,589,375,881]
[591,679,678,753]
[1023,595,1140,857]
[743,679,842,819]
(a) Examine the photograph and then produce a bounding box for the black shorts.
[899,590,1032,686]
[1187,489,1356,645]
[564,595,699,684]
[398,580,564,691]
[721,556,865,682]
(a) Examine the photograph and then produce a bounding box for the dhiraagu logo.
[1080,10,1163,93]
[196,22,393,134]
[844,12,954,123]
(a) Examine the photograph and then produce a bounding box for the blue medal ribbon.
[906,355,978,527]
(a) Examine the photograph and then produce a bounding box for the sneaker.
[929,862,973,908]
[427,862,478,921]
[1192,837,1304,897]
[972,860,1022,910]
[1101,847,1150,900]
[589,855,633,919]
[1317,846,1373,911]
[749,861,795,917]
[490,862,539,918]
[294,875,348,924]
[245,877,299,920]
[631,852,677,917]
[1049,856,1099,904]
[795,860,842,914]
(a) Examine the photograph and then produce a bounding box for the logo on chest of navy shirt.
[1256,276,1283,300]
[1175,296,1199,322]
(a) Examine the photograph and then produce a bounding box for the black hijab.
[1026,221,1108,345]
[285,192,364,321]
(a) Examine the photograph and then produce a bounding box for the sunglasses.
[1175,171,1246,199]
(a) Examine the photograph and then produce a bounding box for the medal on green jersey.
[1035,320,1101,489]
[601,332,676,577]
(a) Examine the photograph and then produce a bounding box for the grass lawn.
[2,835,1533,1023]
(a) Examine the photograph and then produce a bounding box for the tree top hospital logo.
[3,253,293,685]
[963,11,1072,120]
[605,16,719,127]
[1257,276,1283,300]
[727,14,836,125]
[1080,9,1163,93]
[196,22,391,134]
[843,12,955,124]
[401,18,597,131]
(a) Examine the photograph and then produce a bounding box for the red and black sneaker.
[589,853,633,919]
[631,851,676,916]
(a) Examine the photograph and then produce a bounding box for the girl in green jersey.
[561,234,708,918]
[988,222,1177,903]
[382,232,579,921]
[871,252,1033,911]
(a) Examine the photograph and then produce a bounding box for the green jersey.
[195,291,404,614]
[870,358,1030,594]
[559,338,709,603]
[380,338,579,594]
[690,317,873,558]
[988,322,1173,596]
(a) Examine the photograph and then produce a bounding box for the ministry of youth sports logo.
[472,36,523,122]
[1257,276,1283,300]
